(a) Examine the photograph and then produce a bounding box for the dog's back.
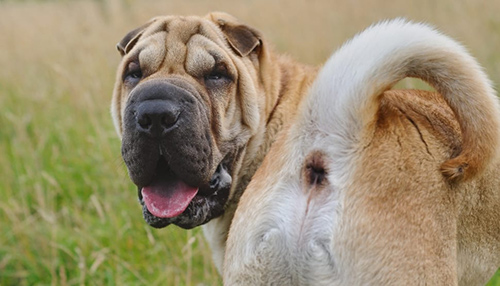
[224,19,500,285]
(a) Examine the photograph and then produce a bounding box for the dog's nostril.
[138,114,152,129]
[161,113,178,129]
[135,100,180,137]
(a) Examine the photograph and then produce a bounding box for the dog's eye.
[205,74,224,81]
[204,71,229,83]
[204,64,232,87]
[124,62,142,85]
[129,71,142,79]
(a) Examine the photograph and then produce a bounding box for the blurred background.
[0,0,499,285]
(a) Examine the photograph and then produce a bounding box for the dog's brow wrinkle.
[156,44,167,72]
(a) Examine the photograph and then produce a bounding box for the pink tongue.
[141,178,199,218]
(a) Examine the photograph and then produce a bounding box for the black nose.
[136,99,180,137]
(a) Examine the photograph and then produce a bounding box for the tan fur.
[111,12,317,271]
[342,90,500,284]
[226,90,500,285]
[224,20,500,285]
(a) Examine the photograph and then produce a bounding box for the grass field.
[0,0,499,285]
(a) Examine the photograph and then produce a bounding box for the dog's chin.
[137,162,232,229]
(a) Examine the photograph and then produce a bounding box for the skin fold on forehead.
[125,16,234,77]
[116,17,241,128]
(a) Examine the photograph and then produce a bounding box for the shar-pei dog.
[111,12,317,270]
[224,20,500,285]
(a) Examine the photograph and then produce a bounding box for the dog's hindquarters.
[304,19,500,183]
[224,19,500,285]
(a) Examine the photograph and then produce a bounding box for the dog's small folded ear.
[116,19,157,56]
[221,24,261,57]
[208,12,262,57]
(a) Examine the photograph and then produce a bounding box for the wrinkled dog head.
[111,12,266,229]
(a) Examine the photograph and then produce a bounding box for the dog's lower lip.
[137,186,143,201]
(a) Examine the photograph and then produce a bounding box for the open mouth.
[140,158,200,218]
[137,156,232,229]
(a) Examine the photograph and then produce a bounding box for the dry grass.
[0,0,499,285]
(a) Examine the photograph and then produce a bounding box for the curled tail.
[306,19,500,181]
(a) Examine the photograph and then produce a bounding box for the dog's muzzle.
[120,79,231,229]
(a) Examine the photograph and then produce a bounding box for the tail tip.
[440,157,474,182]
